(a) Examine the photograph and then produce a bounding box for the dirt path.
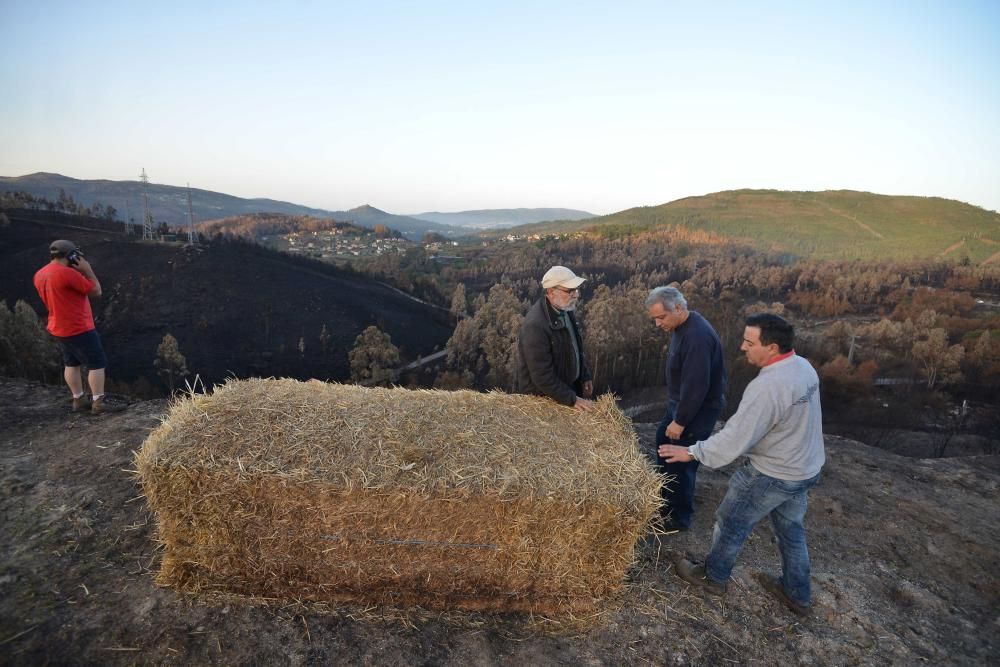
[1,379,997,665]
[939,240,965,257]
[815,202,885,240]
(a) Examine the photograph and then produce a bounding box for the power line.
[186,183,195,244]
[139,167,153,241]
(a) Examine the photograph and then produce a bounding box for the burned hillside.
[0,210,452,394]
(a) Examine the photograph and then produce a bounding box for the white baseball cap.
[541,266,586,289]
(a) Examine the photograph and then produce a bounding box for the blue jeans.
[656,400,722,527]
[705,463,821,606]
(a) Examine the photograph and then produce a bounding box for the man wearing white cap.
[514,266,595,411]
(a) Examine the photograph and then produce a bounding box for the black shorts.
[57,329,108,370]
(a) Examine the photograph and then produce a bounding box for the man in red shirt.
[33,240,122,414]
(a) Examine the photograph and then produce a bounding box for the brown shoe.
[72,395,91,412]
[674,557,727,596]
[91,396,126,414]
[755,572,810,617]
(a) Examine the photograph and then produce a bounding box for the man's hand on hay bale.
[574,397,595,412]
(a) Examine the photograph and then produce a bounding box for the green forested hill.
[501,190,1000,262]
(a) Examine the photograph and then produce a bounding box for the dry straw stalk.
[136,378,661,616]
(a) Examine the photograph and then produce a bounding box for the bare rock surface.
[1,378,997,665]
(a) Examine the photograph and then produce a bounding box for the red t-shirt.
[33,263,95,337]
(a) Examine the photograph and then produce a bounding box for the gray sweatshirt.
[689,354,825,481]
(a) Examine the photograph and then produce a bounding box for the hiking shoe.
[72,395,91,413]
[91,396,126,414]
[755,572,811,617]
[674,557,727,596]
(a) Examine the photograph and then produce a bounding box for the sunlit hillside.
[497,190,1000,262]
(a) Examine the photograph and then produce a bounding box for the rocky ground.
[1,377,997,666]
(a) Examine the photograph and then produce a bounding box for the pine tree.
[0,301,59,381]
[473,285,523,390]
[912,329,964,389]
[445,319,480,372]
[824,320,855,357]
[154,333,190,393]
[972,330,993,366]
[319,324,332,353]
[450,283,468,319]
[0,303,14,375]
[349,326,400,384]
[968,330,999,386]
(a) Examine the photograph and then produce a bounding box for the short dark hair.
[745,313,794,353]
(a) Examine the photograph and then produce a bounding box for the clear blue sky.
[2,1,998,215]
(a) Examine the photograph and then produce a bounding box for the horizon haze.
[1,2,998,215]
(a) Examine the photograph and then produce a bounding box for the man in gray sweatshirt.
[659,313,824,616]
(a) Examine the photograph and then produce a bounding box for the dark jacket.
[515,297,591,406]
[667,310,727,429]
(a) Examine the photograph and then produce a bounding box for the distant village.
[260,226,561,261]
[265,228,412,259]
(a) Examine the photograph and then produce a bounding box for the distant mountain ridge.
[0,173,462,241]
[495,189,1000,262]
[410,208,595,229]
[8,174,996,262]
[332,204,459,240]
[0,171,336,223]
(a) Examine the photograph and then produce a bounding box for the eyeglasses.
[553,287,579,294]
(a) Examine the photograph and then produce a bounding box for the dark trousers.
[655,399,723,527]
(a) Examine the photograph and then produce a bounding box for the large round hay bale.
[136,378,661,616]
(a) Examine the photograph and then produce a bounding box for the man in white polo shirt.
[659,313,824,616]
